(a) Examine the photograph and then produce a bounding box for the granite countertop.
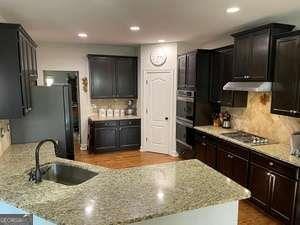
[194,126,300,167]
[0,143,250,225]
[89,115,141,121]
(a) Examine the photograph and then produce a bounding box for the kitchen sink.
[40,162,98,186]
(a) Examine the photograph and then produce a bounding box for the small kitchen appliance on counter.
[290,132,300,157]
[221,111,231,129]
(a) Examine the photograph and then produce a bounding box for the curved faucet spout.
[30,139,59,183]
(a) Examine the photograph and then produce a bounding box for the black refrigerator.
[10,85,74,159]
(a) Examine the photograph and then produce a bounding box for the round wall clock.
[150,48,167,66]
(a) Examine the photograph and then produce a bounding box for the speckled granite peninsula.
[0,143,250,225]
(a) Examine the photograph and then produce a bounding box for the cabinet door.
[89,57,115,98]
[271,36,300,116]
[210,51,222,103]
[206,142,217,169]
[233,35,251,81]
[194,138,207,163]
[249,30,270,81]
[269,172,297,224]
[177,55,187,89]
[186,51,197,89]
[119,126,141,149]
[116,57,137,98]
[249,164,271,210]
[94,127,119,151]
[217,147,233,178]
[231,155,249,187]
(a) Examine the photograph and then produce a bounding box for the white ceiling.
[0,0,300,45]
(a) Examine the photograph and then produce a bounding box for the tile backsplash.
[222,92,300,145]
[0,120,10,157]
[90,99,137,114]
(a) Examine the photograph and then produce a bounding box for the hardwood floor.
[75,147,282,225]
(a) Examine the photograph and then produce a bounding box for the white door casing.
[143,70,175,155]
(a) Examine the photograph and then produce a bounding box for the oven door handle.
[176,119,193,128]
[177,96,194,103]
[176,139,192,149]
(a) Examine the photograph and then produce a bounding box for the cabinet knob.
[269,162,274,166]
[267,172,271,176]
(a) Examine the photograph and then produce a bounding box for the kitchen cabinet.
[116,58,137,98]
[249,152,299,224]
[217,145,249,187]
[194,133,217,169]
[88,55,138,99]
[177,50,211,91]
[0,23,38,119]
[88,119,141,153]
[231,23,294,81]
[192,129,300,224]
[210,45,247,107]
[119,120,141,149]
[271,31,300,117]
[177,54,187,89]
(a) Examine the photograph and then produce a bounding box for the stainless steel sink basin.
[40,162,98,186]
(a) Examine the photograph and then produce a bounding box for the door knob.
[165,117,169,121]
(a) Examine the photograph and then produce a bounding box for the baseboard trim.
[80,144,87,151]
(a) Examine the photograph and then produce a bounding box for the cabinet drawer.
[94,121,118,128]
[251,152,299,180]
[119,119,140,126]
[219,140,250,160]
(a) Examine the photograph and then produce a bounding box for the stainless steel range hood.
[223,82,272,92]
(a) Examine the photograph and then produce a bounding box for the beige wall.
[222,93,300,145]
[37,42,138,149]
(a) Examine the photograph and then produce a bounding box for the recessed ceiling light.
[78,33,88,38]
[158,40,166,43]
[130,26,140,31]
[226,7,240,13]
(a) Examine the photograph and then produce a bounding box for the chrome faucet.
[29,139,59,183]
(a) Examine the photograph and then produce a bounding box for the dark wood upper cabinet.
[210,45,247,107]
[271,31,300,117]
[186,51,197,89]
[116,57,137,98]
[0,23,37,119]
[88,55,138,99]
[177,50,210,91]
[231,23,295,82]
[177,54,186,89]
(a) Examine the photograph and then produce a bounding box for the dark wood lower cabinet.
[217,146,248,187]
[193,130,300,225]
[88,119,141,153]
[94,127,119,151]
[269,172,297,224]
[119,126,141,149]
[249,164,271,210]
[194,133,217,169]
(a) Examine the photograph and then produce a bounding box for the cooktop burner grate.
[221,131,273,146]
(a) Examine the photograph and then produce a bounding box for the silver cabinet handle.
[269,162,274,166]
[267,172,271,176]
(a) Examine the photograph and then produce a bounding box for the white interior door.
[144,71,174,154]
